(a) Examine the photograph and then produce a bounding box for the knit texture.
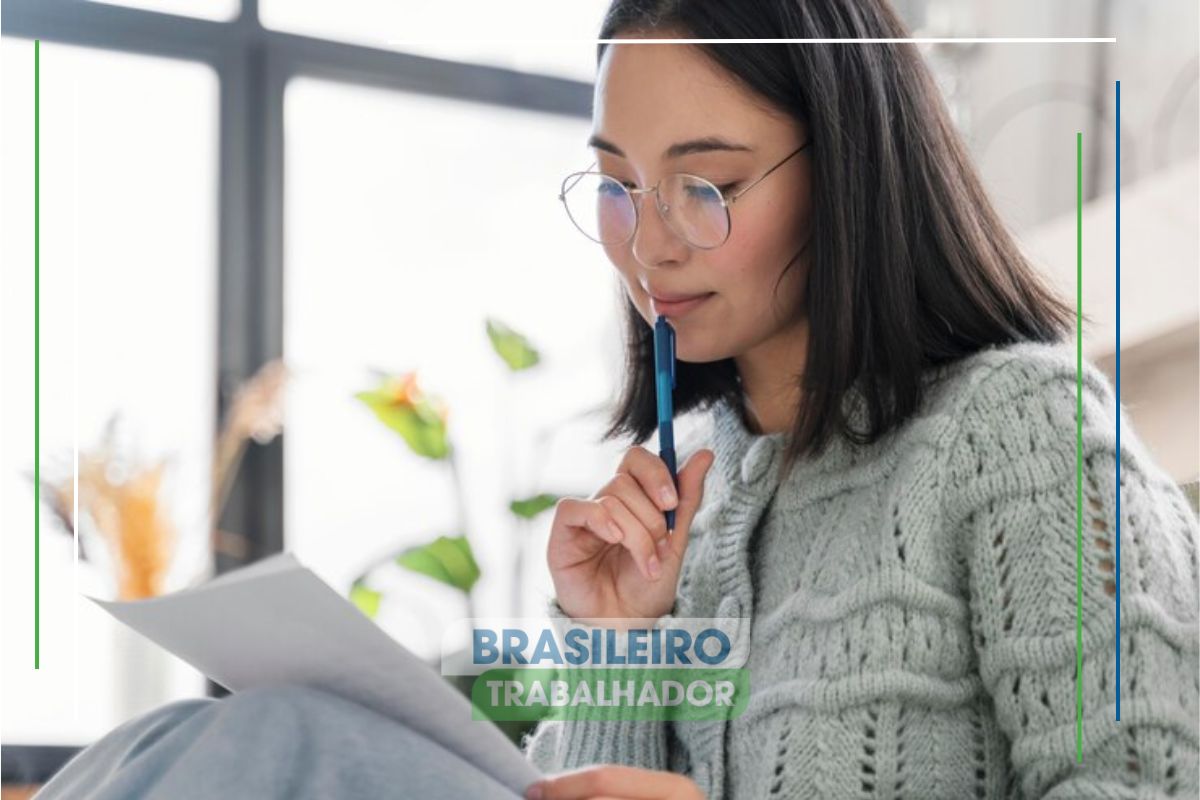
[521,340,1200,799]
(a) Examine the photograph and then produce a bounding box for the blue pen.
[653,315,678,532]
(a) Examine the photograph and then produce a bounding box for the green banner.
[468,667,750,722]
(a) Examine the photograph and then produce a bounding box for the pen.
[653,315,678,532]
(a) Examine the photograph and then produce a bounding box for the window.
[84,0,238,21]
[260,0,611,81]
[282,77,623,660]
[1,39,217,743]
[1,2,600,754]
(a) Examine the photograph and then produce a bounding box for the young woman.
[34,1,1197,799]
[520,1,1199,799]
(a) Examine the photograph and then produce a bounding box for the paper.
[90,552,541,795]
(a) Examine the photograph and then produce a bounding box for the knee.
[215,683,338,728]
[208,683,389,773]
[51,696,220,774]
[113,696,216,745]
[150,696,217,721]
[118,697,216,761]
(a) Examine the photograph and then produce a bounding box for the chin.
[673,334,735,366]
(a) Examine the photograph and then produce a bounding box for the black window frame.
[1,0,591,781]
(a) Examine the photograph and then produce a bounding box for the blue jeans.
[34,684,525,799]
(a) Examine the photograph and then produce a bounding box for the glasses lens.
[661,174,729,249]
[560,172,635,245]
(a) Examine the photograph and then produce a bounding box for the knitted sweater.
[521,340,1200,799]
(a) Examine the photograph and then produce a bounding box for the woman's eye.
[717,182,739,194]
[598,179,636,195]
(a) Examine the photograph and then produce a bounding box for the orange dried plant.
[39,418,175,600]
[36,359,290,596]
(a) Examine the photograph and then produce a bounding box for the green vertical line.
[1075,130,1083,761]
[34,38,41,670]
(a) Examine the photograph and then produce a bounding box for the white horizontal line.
[383,37,1117,46]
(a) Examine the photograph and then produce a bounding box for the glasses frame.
[558,139,812,250]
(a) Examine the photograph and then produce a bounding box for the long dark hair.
[597,0,1077,479]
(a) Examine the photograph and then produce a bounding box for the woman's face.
[592,36,814,366]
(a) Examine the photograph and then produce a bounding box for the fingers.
[597,494,662,580]
[554,496,660,582]
[553,497,625,548]
[606,472,670,542]
[661,448,714,562]
[528,765,696,800]
[616,446,680,519]
[552,446,711,584]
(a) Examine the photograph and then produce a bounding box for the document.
[90,552,542,795]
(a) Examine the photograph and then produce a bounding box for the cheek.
[715,214,787,287]
[715,200,812,318]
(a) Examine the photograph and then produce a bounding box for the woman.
[35,1,1198,799]
[521,1,1198,799]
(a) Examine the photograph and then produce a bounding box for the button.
[740,437,777,484]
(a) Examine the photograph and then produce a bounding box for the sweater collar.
[709,395,788,491]
[707,380,875,490]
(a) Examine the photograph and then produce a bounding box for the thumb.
[664,447,714,562]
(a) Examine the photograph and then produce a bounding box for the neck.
[734,318,808,436]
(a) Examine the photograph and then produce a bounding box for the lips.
[649,291,714,318]
[650,290,709,302]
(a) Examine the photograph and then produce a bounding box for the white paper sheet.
[90,552,541,795]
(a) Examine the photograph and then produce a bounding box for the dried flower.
[210,359,290,555]
[105,458,174,599]
[38,426,176,600]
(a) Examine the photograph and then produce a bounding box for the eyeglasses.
[558,140,811,250]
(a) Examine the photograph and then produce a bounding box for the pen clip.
[668,322,676,389]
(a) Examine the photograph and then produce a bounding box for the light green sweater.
[522,341,1200,799]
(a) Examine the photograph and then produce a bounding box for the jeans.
[34,684,525,799]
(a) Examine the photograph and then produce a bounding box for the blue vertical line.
[34,38,41,670]
[1114,78,1121,722]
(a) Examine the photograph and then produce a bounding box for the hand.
[525,765,706,800]
[546,445,714,622]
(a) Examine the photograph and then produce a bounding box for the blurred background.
[2,0,1196,792]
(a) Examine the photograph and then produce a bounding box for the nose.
[630,188,690,268]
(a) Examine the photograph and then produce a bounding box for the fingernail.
[647,554,662,578]
[525,782,544,800]
[660,485,677,507]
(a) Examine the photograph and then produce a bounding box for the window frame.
[2,0,591,723]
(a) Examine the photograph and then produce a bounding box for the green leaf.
[485,318,540,371]
[355,389,449,460]
[509,493,560,519]
[396,535,480,594]
[350,582,382,618]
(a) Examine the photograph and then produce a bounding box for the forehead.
[593,41,783,160]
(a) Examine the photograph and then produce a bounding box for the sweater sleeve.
[520,596,673,774]
[945,350,1200,799]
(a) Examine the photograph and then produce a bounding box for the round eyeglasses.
[558,140,811,250]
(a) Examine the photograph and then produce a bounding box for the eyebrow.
[587,133,754,160]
